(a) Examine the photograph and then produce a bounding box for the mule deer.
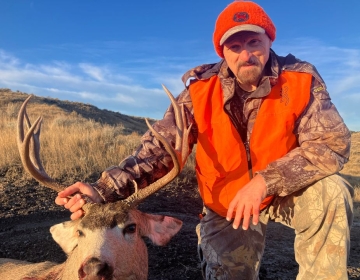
[0,85,191,279]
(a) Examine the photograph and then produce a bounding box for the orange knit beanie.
[213,1,276,58]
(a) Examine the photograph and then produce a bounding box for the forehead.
[224,31,267,45]
[81,203,130,230]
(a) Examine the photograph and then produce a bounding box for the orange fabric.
[189,71,312,217]
[213,1,276,57]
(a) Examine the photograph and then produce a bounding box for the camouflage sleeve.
[91,88,196,202]
[257,77,351,197]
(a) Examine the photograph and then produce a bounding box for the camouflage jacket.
[92,49,351,202]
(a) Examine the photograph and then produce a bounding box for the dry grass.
[0,103,141,183]
[339,132,360,219]
[0,93,359,212]
[0,97,196,185]
[340,132,360,195]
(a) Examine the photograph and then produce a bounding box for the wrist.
[90,183,106,203]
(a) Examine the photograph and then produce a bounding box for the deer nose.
[78,257,113,280]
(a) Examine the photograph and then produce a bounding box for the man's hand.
[226,174,267,230]
[55,182,103,220]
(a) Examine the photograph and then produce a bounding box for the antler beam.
[17,95,65,192]
[17,86,191,209]
[124,85,192,206]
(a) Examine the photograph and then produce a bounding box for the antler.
[17,95,65,192]
[124,84,192,207]
[17,96,93,206]
[17,85,191,210]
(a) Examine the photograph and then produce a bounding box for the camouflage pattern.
[197,174,353,279]
[197,208,268,279]
[92,50,351,204]
[89,49,352,279]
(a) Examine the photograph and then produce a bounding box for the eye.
[123,223,136,235]
[76,229,84,237]
[227,43,241,52]
[249,38,261,46]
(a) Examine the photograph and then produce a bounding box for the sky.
[0,1,360,131]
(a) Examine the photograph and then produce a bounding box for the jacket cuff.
[90,176,124,203]
[256,169,285,196]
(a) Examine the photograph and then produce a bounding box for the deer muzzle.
[78,257,113,280]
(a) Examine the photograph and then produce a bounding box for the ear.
[140,213,183,246]
[50,220,80,255]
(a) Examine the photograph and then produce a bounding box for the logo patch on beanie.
[233,12,249,22]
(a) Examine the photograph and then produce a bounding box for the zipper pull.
[244,141,253,179]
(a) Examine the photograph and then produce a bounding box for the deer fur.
[1,85,189,279]
[0,203,182,279]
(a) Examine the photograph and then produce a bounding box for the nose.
[78,257,113,280]
[238,48,252,62]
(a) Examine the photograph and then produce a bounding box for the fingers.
[252,207,260,226]
[63,194,85,212]
[54,181,102,220]
[226,195,260,230]
[55,185,80,206]
[55,182,99,205]
[59,184,81,197]
[70,209,85,221]
[226,175,267,230]
[226,202,235,222]
[55,185,87,220]
[240,205,252,230]
[229,203,252,230]
[54,196,68,206]
[232,203,244,230]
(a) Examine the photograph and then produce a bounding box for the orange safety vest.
[189,71,312,217]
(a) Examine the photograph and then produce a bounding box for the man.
[55,1,354,279]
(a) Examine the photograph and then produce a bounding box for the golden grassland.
[340,131,360,218]
[0,96,196,185]
[0,100,139,181]
[340,132,360,188]
[0,94,359,209]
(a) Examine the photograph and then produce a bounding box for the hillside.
[339,131,360,189]
[0,88,359,279]
[0,88,153,135]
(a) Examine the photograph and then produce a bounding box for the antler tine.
[161,84,193,166]
[161,84,183,152]
[124,85,192,206]
[24,107,44,172]
[17,95,65,192]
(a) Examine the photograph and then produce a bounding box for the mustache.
[236,56,260,67]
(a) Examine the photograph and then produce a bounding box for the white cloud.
[0,38,360,130]
[0,49,174,118]
[79,63,107,82]
[0,50,19,66]
[273,38,360,130]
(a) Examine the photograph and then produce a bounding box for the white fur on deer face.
[14,89,187,279]
[50,203,182,280]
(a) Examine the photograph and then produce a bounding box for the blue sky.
[1,1,359,131]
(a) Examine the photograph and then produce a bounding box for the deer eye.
[76,230,84,237]
[123,223,136,235]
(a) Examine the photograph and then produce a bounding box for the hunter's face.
[223,31,272,91]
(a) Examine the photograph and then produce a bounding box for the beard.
[235,56,264,89]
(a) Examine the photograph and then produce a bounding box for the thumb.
[58,184,81,197]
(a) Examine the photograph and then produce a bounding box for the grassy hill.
[0,88,151,184]
[340,131,360,189]
[0,87,358,200]
[0,88,152,135]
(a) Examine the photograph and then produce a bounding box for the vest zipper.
[244,141,253,179]
[223,99,254,180]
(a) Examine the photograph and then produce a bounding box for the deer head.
[15,85,191,280]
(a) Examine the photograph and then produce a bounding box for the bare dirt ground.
[0,167,359,279]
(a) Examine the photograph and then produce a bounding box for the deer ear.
[50,220,80,255]
[140,213,183,246]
